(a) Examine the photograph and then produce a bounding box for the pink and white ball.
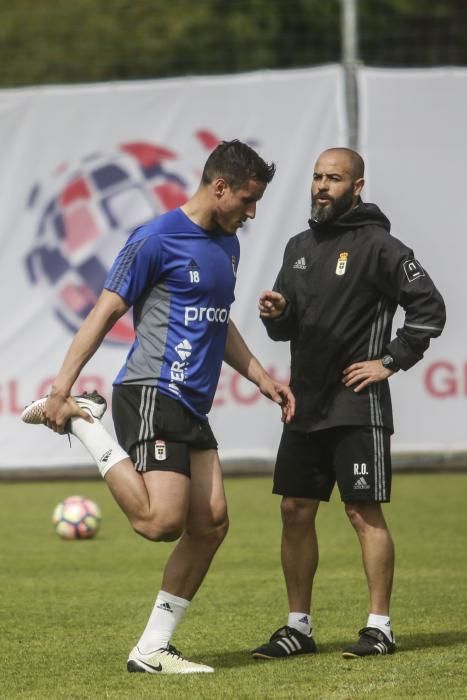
[52,495,101,540]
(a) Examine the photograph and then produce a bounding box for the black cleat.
[342,627,396,658]
[251,625,317,660]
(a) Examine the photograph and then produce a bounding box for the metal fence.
[0,1,466,89]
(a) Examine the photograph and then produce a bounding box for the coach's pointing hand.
[259,291,287,319]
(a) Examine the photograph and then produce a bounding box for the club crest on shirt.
[336,251,349,276]
[232,256,237,278]
[155,440,167,461]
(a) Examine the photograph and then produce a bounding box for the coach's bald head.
[311,148,365,224]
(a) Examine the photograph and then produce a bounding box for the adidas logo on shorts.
[354,476,370,490]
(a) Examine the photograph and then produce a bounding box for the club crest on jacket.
[336,252,349,276]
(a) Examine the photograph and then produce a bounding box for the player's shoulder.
[132,209,183,240]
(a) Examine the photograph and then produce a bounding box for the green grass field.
[1,473,466,699]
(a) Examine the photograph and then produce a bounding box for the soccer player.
[23,140,294,674]
[251,147,445,660]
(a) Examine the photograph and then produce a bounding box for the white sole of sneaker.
[21,395,106,425]
[127,658,213,674]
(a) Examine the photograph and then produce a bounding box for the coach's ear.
[354,177,365,197]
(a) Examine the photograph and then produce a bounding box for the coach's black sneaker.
[21,390,107,429]
[342,627,396,658]
[251,626,317,660]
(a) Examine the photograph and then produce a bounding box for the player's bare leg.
[345,501,394,614]
[128,449,227,674]
[105,463,190,541]
[159,448,229,599]
[22,391,195,540]
[280,497,320,612]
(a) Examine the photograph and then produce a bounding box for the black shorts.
[112,385,218,476]
[273,426,392,503]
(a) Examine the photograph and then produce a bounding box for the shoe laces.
[358,626,391,644]
[164,644,184,659]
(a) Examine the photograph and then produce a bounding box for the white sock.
[70,416,129,478]
[288,612,312,636]
[367,613,393,641]
[137,590,190,653]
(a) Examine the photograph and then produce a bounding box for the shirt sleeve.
[371,234,446,370]
[104,225,163,306]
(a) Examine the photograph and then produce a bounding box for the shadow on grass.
[205,631,467,668]
[205,649,257,669]
[395,630,467,651]
[206,642,349,668]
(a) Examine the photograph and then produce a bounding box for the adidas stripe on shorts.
[273,425,392,503]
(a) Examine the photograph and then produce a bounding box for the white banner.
[359,68,467,452]
[0,67,345,469]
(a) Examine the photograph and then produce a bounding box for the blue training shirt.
[105,208,240,420]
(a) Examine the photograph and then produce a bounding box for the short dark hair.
[201,139,276,189]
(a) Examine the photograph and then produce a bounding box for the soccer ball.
[52,495,101,540]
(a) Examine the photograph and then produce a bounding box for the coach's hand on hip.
[342,360,394,393]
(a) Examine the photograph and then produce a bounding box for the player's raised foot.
[251,625,317,660]
[342,627,396,658]
[127,645,214,674]
[21,390,107,426]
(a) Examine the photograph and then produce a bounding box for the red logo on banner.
[424,361,467,398]
[23,134,223,345]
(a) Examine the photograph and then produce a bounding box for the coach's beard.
[310,187,355,224]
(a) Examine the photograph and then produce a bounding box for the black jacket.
[263,201,446,433]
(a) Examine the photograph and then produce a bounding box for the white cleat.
[127,645,214,674]
[21,390,107,427]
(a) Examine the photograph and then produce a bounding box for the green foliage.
[1,0,465,87]
[359,0,467,66]
[0,0,340,87]
[1,473,466,698]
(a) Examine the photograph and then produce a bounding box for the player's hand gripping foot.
[21,390,107,432]
[342,627,396,658]
[251,626,317,660]
[127,645,214,674]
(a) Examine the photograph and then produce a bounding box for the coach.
[252,147,446,660]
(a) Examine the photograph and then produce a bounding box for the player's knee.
[187,510,229,546]
[214,512,229,542]
[132,515,184,542]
